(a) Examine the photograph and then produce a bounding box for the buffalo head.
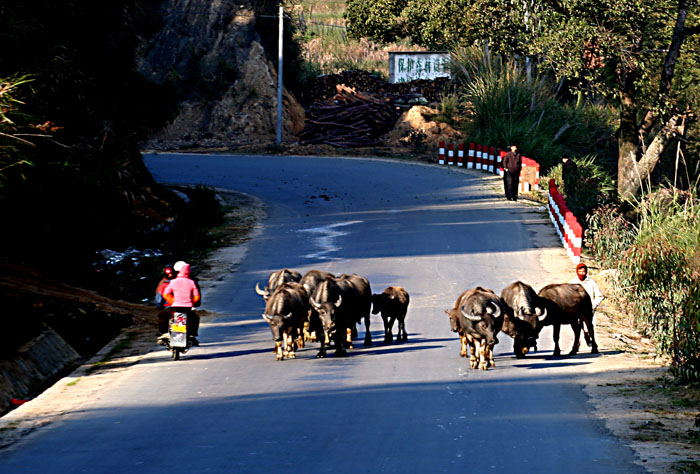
[255,282,271,300]
[262,312,293,341]
[310,294,342,333]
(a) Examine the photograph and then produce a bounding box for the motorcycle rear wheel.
[171,348,180,360]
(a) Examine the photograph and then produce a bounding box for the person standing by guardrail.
[503,144,522,201]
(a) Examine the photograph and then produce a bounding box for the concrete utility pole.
[276,6,283,146]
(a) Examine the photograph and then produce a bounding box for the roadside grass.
[86,332,138,374]
[0,421,20,432]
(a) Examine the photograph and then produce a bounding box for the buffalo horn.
[462,308,482,321]
[537,307,547,321]
[334,295,343,307]
[487,302,502,318]
[261,314,272,322]
[255,283,267,296]
[310,296,322,310]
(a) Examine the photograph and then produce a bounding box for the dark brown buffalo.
[300,270,334,342]
[337,273,373,347]
[536,283,598,356]
[445,287,503,370]
[371,286,410,344]
[309,276,348,357]
[255,268,302,301]
[310,273,372,357]
[261,282,309,360]
[500,281,546,358]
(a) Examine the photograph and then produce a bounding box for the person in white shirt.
[569,262,604,346]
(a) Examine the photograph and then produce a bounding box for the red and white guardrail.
[438,141,539,191]
[547,179,582,264]
[437,142,584,261]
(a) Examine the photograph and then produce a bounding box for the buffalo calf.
[372,286,410,344]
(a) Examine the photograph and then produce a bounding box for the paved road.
[0,154,643,473]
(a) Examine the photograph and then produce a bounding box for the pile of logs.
[297,69,451,148]
[299,85,400,148]
[307,69,450,104]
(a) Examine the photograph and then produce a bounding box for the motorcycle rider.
[155,264,176,344]
[160,261,201,346]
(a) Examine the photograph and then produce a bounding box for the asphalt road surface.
[0,154,644,473]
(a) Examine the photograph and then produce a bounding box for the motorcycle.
[167,311,192,360]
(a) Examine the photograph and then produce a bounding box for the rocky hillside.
[137,0,305,151]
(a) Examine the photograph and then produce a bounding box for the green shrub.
[614,190,700,381]
[585,204,636,267]
[546,154,616,223]
[451,45,616,174]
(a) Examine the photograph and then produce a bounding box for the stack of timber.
[308,69,450,104]
[299,85,401,148]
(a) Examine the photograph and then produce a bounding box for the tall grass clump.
[545,154,616,223]
[451,45,616,174]
[585,204,636,268]
[591,189,700,381]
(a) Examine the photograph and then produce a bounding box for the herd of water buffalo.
[255,269,598,368]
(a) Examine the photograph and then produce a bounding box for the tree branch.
[638,0,691,136]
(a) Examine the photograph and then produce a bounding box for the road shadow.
[185,347,272,360]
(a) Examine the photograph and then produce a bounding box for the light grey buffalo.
[445,287,503,370]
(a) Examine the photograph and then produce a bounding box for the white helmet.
[173,260,187,272]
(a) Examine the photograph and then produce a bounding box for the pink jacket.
[163,264,200,308]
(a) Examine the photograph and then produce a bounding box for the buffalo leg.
[477,340,489,370]
[459,333,468,358]
[346,328,354,349]
[363,314,373,347]
[468,338,479,369]
[334,331,347,357]
[284,332,296,359]
[397,316,407,342]
[382,314,393,344]
[385,315,397,344]
[569,320,581,355]
[552,324,562,356]
[312,318,327,358]
[274,340,284,361]
[583,317,599,354]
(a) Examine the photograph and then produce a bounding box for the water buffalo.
[300,270,334,342]
[310,273,372,357]
[445,287,503,370]
[337,273,373,347]
[500,281,546,358]
[371,286,410,344]
[310,276,348,358]
[255,268,302,301]
[536,283,598,356]
[261,282,309,360]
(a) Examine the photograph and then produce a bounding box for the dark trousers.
[158,307,200,336]
[504,171,520,200]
